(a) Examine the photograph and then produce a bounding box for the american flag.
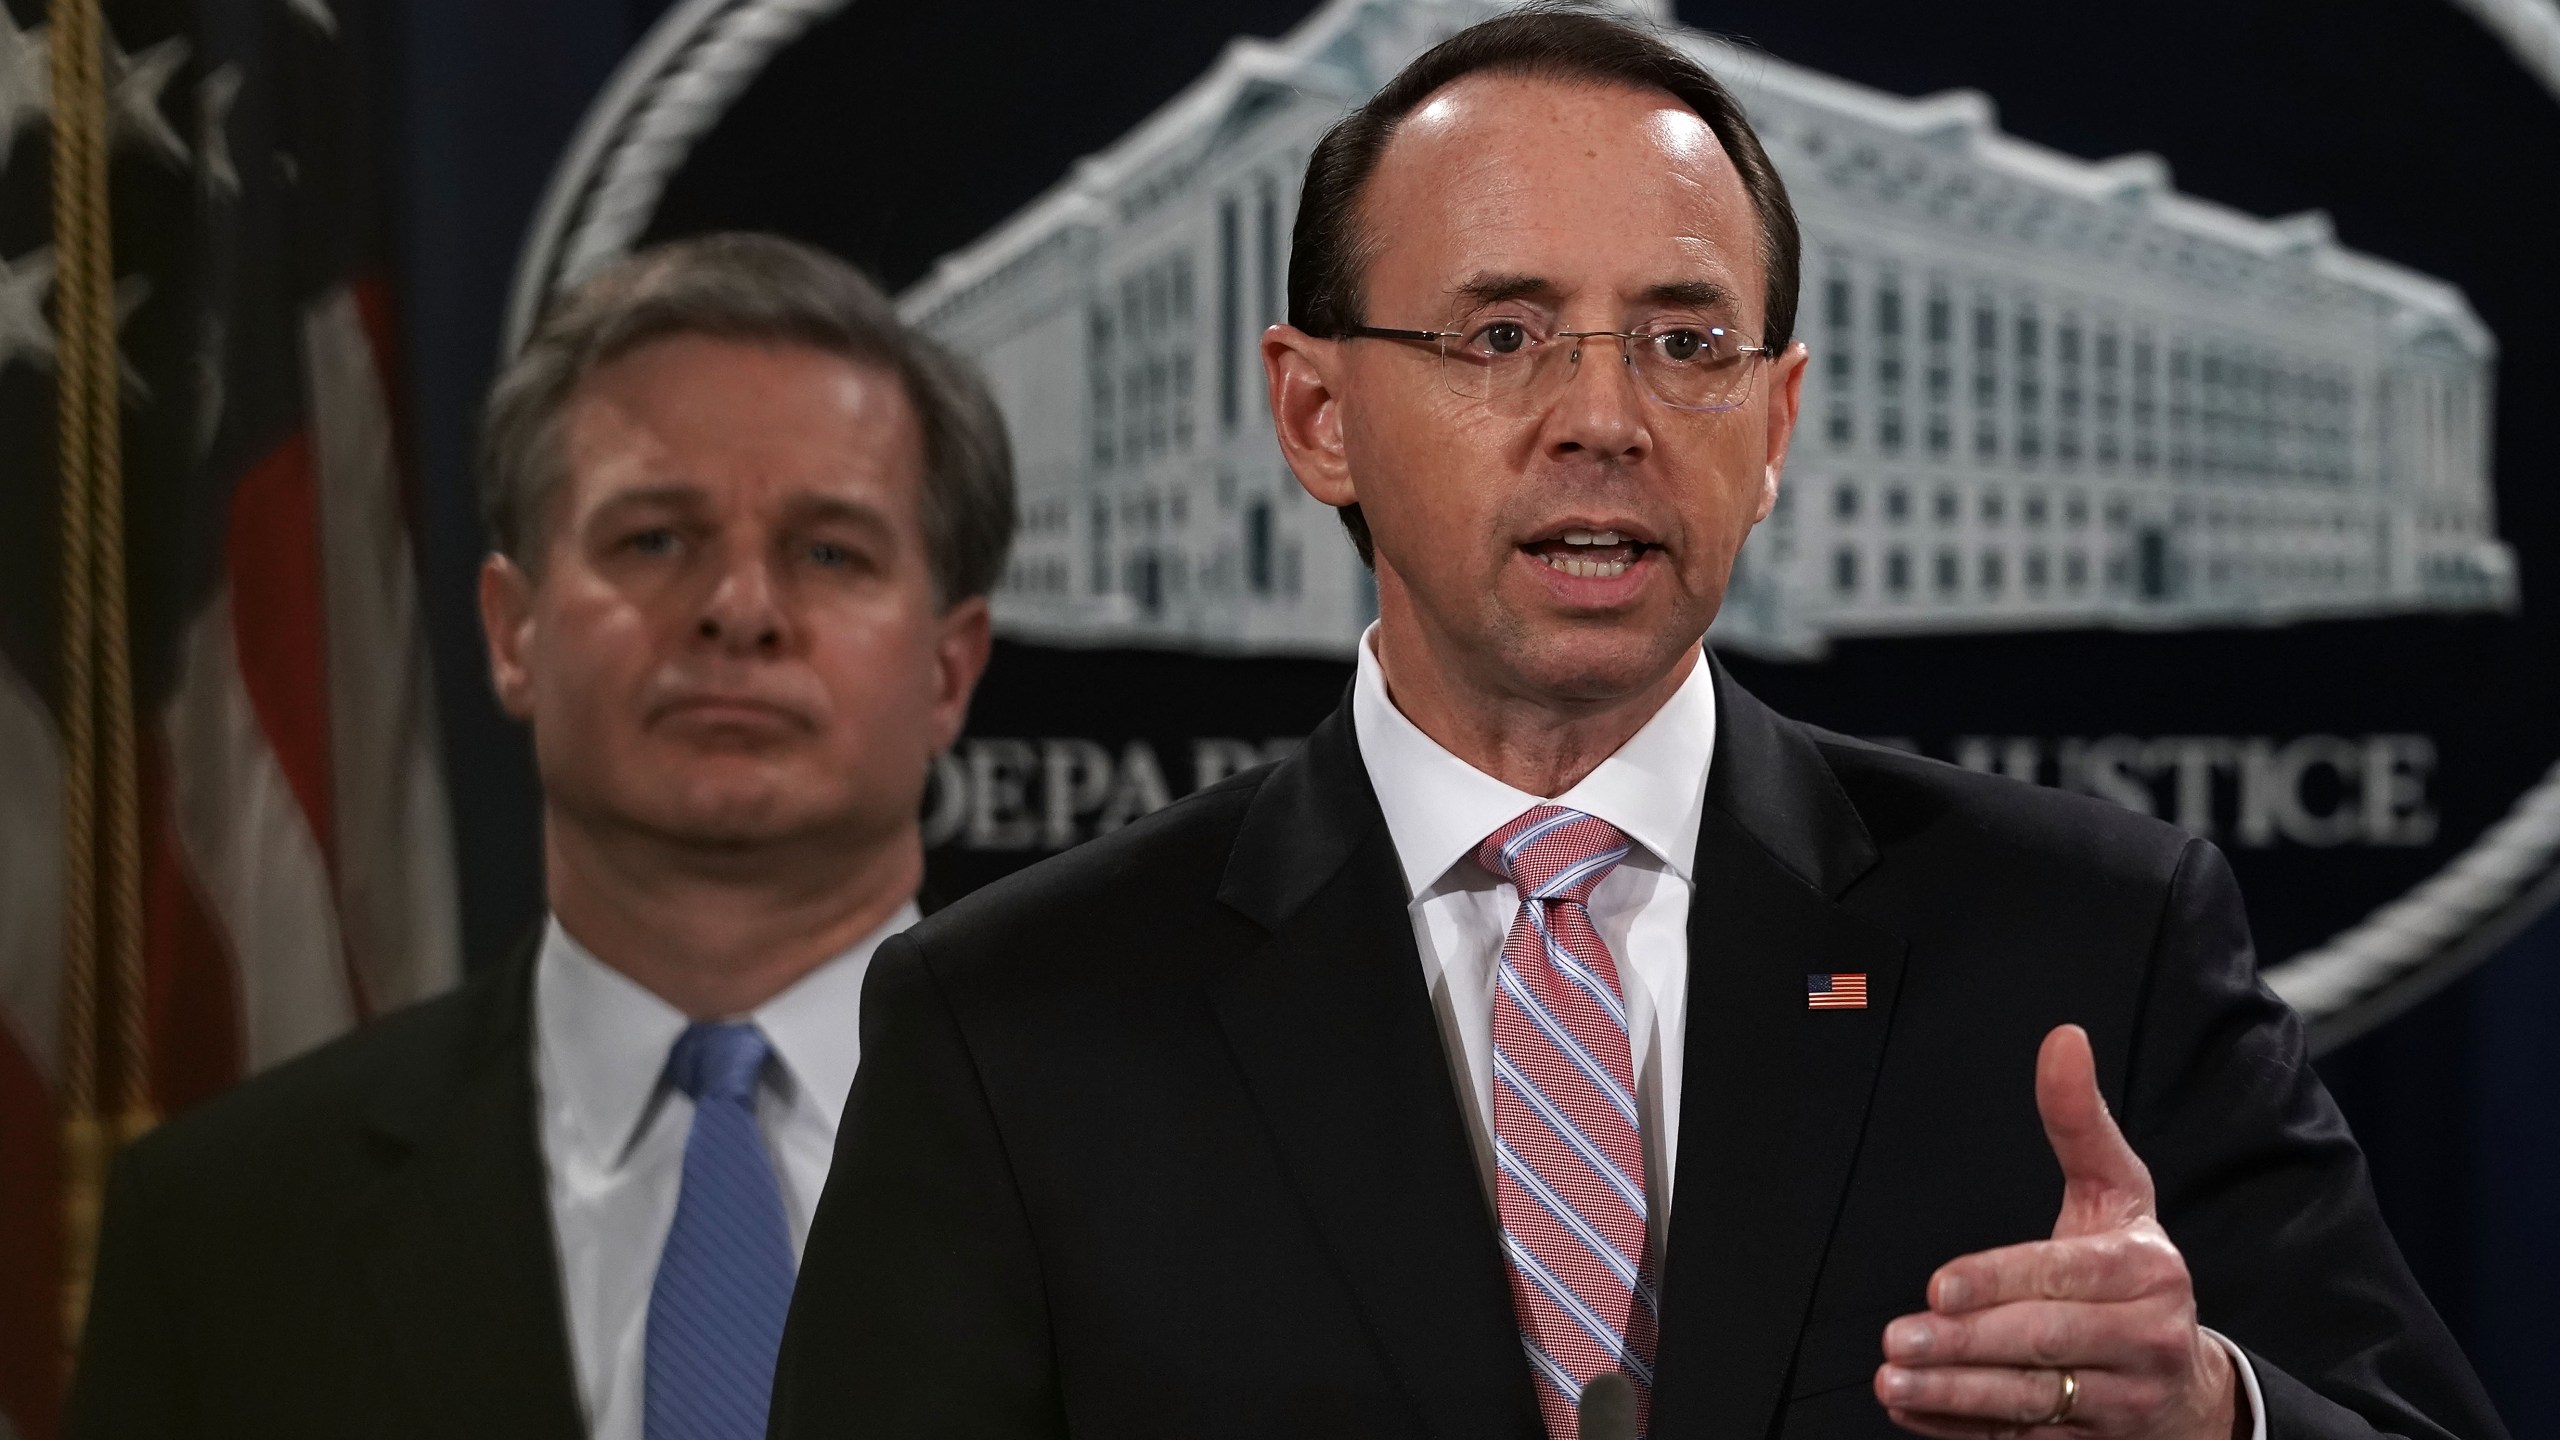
[1807,973,1869,1010]
[0,2,457,1433]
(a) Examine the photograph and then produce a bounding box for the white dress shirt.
[532,901,917,1440]
[1347,624,2266,1437]
[1352,624,1713,1245]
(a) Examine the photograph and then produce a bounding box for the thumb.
[2036,1023,2155,1237]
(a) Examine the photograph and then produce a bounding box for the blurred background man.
[66,233,1013,1440]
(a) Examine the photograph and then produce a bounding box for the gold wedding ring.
[2037,1368,2079,1428]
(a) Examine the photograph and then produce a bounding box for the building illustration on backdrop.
[900,0,2516,658]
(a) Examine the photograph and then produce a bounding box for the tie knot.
[1474,805,1632,904]
[665,1022,772,1105]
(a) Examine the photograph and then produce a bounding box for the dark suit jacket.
[67,940,588,1440]
[773,667,2506,1440]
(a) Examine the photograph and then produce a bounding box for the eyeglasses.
[1340,318,1774,414]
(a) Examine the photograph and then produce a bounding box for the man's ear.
[926,593,994,755]
[479,553,540,720]
[1262,324,1356,509]
[1754,339,1811,524]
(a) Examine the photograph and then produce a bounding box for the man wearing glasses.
[773,10,2503,1440]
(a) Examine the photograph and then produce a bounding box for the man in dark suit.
[771,11,2505,1440]
[68,234,1014,1440]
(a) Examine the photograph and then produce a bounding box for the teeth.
[1542,553,1633,579]
[1560,528,1625,546]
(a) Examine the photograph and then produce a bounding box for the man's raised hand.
[1873,1025,2242,1438]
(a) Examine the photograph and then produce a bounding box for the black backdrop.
[390,1,2559,1428]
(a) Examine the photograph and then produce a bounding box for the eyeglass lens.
[1441,331,1757,414]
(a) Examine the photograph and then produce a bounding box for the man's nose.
[694,551,788,653]
[1545,337,1651,462]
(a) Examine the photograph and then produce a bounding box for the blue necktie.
[644,1022,797,1440]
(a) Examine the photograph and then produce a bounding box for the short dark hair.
[482,232,1016,606]
[1287,4,1801,564]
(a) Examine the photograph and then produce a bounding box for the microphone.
[1578,1371,1638,1440]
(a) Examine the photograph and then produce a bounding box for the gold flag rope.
[48,0,152,1368]
[49,0,105,1361]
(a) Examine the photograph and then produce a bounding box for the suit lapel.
[1207,701,1542,1440]
[1649,665,1908,1440]
[356,943,586,1439]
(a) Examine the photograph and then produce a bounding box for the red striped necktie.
[1475,805,1657,1439]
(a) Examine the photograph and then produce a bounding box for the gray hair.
[481,232,1017,606]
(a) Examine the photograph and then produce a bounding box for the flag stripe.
[305,288,459,1017]
[0,661,66,1436]
[164,584,355,1072]
[0,663,65,1086]
[0,658,68,1430]
[224,432,337,857]
[140,737,245,1112]
[1809,973,1869,1009]
[0,1022,62,1440]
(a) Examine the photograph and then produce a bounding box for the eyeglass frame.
[1335,320,1778,413]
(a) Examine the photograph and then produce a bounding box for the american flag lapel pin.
[1807,973,1869,1010]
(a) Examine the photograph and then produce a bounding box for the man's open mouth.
[1525,528,1658,579]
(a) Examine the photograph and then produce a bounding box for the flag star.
[0,246,58,380]
[0,252,155,400]
[287,0,338,36]
[0,7,48,176]
[192,313,227,456]
[198,63,241,200]
[114,273,154,403]
[105,26,192,169]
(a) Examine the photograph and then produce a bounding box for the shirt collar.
[534,899,920,1166]
[1351,622,1716,899]
[752,898,917,1131]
